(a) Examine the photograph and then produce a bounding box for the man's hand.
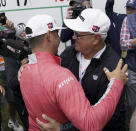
[36,114,60,131]
[18,58,29,81]
[21,58,29,65]
[131,38,136,47]
[5,19,14,29]
[0,85,5,96]
[104,59,128,84]
[66,7,73,19]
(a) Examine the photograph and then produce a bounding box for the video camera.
[0,13,31,61]
[71,5,86,19]
[72,6,86,19]
[0,38,31,62]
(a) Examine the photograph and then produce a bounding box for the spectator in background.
[120,0,136,126]
[60,0,92,45]
[0,14,24,131]
[4,23,29,130]
[105,0,126,56]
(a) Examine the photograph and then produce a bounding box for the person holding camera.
[120,0,136,125]
[4,23,29,130]
[60,0,92,45]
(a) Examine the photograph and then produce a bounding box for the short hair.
[29,34,45,49]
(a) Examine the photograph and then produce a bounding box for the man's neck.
[32,45,54,54]
[83,42,105,59]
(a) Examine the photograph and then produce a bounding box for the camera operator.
[4,22,29,131]
[60,0,92,45]
[0,14,25,131]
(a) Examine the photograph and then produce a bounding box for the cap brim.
[26,26,66,38]
[125,4,136,8]
[52,26,66,31]
[64,18,90,32]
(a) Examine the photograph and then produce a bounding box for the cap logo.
[92,25,100,32]
[79,15,85,22]
[47,23,53,29]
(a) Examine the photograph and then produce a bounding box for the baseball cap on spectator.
[126,0,136,8]
[25,14,63,38]
[70,0,82,3]
[15,23,26,38]
[64,8,110,39]
[69,0,91,6]
[69,0,82,6]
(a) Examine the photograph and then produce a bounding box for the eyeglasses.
[73,32,94,39]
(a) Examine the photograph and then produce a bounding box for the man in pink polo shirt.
[20,9,128,131]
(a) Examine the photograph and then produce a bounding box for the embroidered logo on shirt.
[93,75,98,80]
[58,76,74,88]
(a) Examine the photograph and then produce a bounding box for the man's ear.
[46,31,52,42]
[93,34,101,45]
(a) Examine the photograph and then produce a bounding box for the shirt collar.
[28,52,61,65]
[76,45,106,61]
[93,45,106,59]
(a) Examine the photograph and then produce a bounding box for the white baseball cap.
[64,8,111,36]
[15,23,26,38]
[26,14,63,38]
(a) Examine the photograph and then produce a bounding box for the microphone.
[4,39,25,50]
[2,39,30,53]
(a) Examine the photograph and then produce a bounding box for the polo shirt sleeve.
[55,68,124,131]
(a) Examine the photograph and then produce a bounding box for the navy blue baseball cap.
[126,0,136,8]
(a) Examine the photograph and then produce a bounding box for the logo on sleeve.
[58,76,74,88]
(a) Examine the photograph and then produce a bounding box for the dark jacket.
[60,45,126,131]
[125,14,136,72]
[4,57,29,130]
[105,0,126,56]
